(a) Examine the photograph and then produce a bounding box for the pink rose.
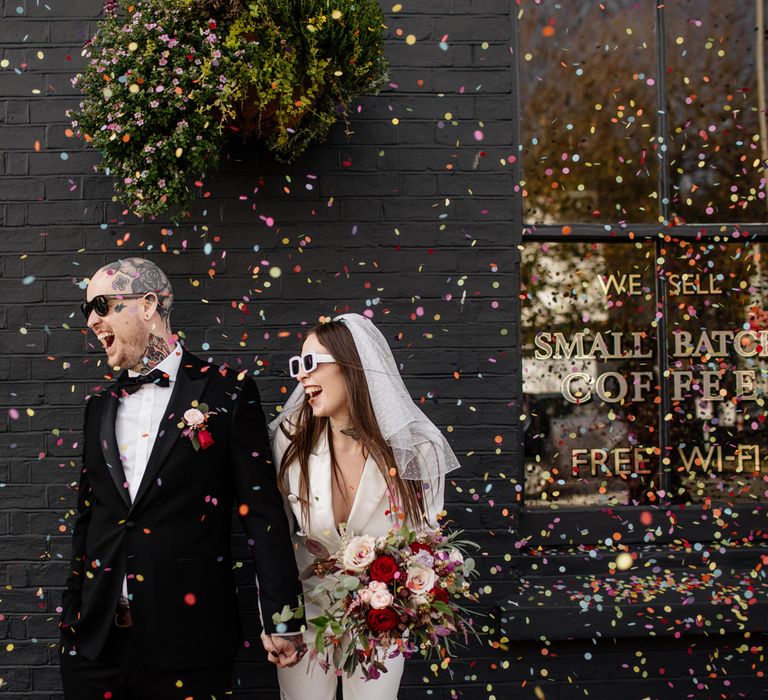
[342,535,377,572]
[369,589,394,610]
[405,562,437,597]
[183,408,206,427]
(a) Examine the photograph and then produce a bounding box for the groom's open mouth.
[97,331,115,351]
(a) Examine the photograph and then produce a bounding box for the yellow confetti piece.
[405,34,416,45]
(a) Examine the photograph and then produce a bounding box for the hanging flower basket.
[70,0,388,217]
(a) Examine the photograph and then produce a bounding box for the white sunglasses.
[288,352,336,378]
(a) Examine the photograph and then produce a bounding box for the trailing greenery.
[71,0,388,216]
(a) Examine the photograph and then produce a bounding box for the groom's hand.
[261,632,306,668]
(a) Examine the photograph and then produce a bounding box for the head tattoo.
[97,257,174,324]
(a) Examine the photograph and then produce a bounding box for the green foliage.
[227,0,389,161]
[71,1,225,216]
[70,0,388,216]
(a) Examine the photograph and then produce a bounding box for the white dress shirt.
[115,343,182,600]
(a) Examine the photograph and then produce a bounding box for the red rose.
[410,542,433,555]
[430,586,449,604]
[367,607,398,633]
[197,429,215,450]
[369,555,398,583]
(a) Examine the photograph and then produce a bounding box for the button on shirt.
[114,344,182,600]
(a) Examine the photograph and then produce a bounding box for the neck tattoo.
[135,333,171,374]
[340,426,360,441]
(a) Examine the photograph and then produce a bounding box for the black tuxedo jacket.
[60,349,304,670]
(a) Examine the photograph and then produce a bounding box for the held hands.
[261,631,307,668]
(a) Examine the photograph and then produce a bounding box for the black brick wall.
[0,1,520,697]
[4,2,766,699]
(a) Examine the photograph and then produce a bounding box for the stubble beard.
[111,322,151,373]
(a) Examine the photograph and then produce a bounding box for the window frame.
[512,2,768,544]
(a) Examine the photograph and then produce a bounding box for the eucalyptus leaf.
[342,575,360,590]
[315,628,327,652]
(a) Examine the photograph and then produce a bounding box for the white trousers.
[276,650,404,700]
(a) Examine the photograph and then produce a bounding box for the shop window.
[517,1,768,511]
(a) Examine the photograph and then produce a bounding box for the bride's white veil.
[268,313,461,482]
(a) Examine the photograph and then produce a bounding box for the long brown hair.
[277,320,425,528]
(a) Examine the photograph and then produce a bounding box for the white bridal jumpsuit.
[272,428,444,700]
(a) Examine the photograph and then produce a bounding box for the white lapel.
[288,431,341,548]
[286,432,392,545]
[346,453,390,535]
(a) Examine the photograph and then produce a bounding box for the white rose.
[368,580,388,592]
[369,589,394,610]
[448,548,464,564]
[183,408,206,427]
[358,588,372,605]
[405,562,436,596]
[342,535,377,572]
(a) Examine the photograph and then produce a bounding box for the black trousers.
[60,624,233,699]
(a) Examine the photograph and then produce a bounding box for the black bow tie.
[116,368,170,395]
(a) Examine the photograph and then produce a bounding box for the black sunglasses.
[81,293,157,320]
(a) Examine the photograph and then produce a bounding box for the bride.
[268,313,461,699]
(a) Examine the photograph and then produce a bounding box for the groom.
[60,257,305,698]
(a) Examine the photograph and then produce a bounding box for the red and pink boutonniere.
[180,403,215,450]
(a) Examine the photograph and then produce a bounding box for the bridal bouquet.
[301,525,477,679]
